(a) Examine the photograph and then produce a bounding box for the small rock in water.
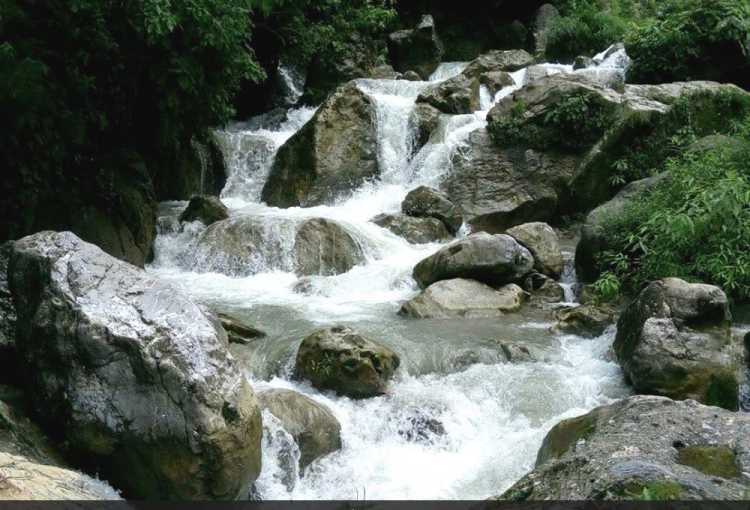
[573,55,594,70]
[179,195,229,226]
[218,313,266,344]
[498,342,537,363]
[295,326,400,399]
[403,70,422,81]
[553,304,615,338]
[397,410,446,444]
[258,389,342,470]
[400,279,527,319]
[372,213,451,244]
[294,218,365,276]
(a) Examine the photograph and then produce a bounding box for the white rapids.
[148,55,632,500]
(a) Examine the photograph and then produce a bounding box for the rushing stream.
[148,51,633,499]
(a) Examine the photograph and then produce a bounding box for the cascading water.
[149,55,632,500]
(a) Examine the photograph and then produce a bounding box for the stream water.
[148,51,633,500]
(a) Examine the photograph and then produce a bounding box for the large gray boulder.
[462,50,534,80]
[258,389,341,470]
[372,214,451,244]
[614,278,740,410]
[399,279,527,319]
[294,218,365,276]
[387,15,444,80]
[576,174,666,282]
[295,326,400,399]
[7,231,263,500]
[179,195,229,226]
[412,233,534,289]
[443,129,579,232]
[262,82,378,207]
[416,74,480,114]
[402,186,463,234]
[501,396,750,500]
[506,222,563,278]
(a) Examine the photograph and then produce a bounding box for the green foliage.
[1,0,262,239]
[545,0,631,62]
[596,126,750,301]
[490,92,613,152]
[626,0,750,86]
[605,90,750,190]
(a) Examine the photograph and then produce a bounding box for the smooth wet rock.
[294,218,365,276]
[479,71,514,96]
[506,222,563,278]
[574,55,594,70]
[462,50,534,80]
[499,342,538,363]
[388,15,444,79]
[369,64,401,80]
[614,278,739,410]
[534,4,560,58]
[402,186,463,234]
[553,304,615,338]
[413,233,533,289]
[410,103,442,151]
[576,174,666,282]
[0,399,121,500]
[218,313,267,345]
[179,195,229,226]
[372,214,451,244]
[258,389,342,469]
[500,396,750,500]
[0,244,15,354]
[524,273,566,304]
[295,326,400,399]
[262,82,378,207]
[400,279,527,319]
[416,74,480,114]
[7,231,263,500]
[403,70,422,82]
[443,129,580,233]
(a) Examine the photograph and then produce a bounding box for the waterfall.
[148,48,633,500]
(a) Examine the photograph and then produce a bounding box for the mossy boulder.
[499,396,750,500]
[295,326,400,399]
[553,304,616,338]
[461,49,534,80]
[614,278,740,410]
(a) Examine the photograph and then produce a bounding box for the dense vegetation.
[546,0,750,90]
[593,120,750,302]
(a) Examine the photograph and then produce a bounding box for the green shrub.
[545,1,629,62]
[626,0,750,87]
[596,127,750,301]
[490,91,614,152]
